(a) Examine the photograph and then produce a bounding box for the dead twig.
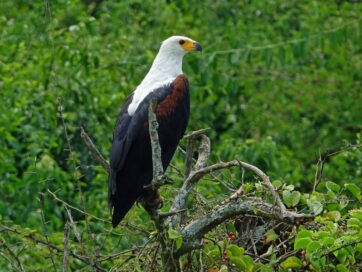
[48,189,109,223]
[80,127,110,172]
[170,133,211,227]
[0,225,107,272]
[184,128,211,139]
[63,223,70,272]
[1,241,26,272]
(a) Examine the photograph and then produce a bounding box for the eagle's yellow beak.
[182,40,202,52]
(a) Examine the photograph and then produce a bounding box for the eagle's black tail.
[109,172,144,228]
[111,195,137,227]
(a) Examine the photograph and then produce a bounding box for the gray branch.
[80,113,314,266]
[171,156,290,229]
[148,99,164,180]
[170,133,211,227]
[63,223,70,272]
[80,127,110,172]
[177,198,314,256]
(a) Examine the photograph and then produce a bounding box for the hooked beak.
[194,42,202,52]
[182,40,202,52]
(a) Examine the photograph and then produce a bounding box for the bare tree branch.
[184,135,195,178]
[172,157,288,226]
[63,223,70,272]
[170,134,211,227]
[0,251,21,272]
[194,135,210,171]
[80,127,110,172]
[1,241,26,272]
[177,198,314,256]
[184,128,211,139]
[0,225,107,272]
[80,116,315,269]
[48,189,110,223]
[64,206,82,243]
[148,99,163,179]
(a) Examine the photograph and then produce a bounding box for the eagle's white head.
[147,35,202,80]
[128,35,201,115]
[160,35,203,56]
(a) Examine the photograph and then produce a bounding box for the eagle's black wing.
[108,75,189,227]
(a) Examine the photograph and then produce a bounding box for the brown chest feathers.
[156,75,188,120]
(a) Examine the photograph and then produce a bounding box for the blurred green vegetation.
[0,0,361,271]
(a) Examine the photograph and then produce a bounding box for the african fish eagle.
[108,36,202,227]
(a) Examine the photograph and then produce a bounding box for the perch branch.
[184,136,195,178]
[184,128,211,139]
[184,129,211,177]
[177,198,314,256]
[172,158,288,227]
[148,99,163,179]
[80,127,110,172]
[140,99,169,219]
[143,99,181,271]
[194,135,211,171]
[170,133,211,227]
[236,159,287,215]
[143,99,171,190]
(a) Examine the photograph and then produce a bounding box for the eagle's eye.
[179,40,185,45]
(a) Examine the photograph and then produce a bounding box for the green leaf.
[355,243,362,253]
[315,231,329,239]
[272,180,282,188]
[324,211,341,222]
[168,228,180,239]
[296,230,313,239]
[168,228,183,249]
[345,183,361,200]
[307,199,323,214]
[240,255,254,272]
[209,249,221,259]
[264,229,278,244]
[280,256,302,269]
[325,181,341,193]
[243,183,254,194]
[175,237,182,249]
[310,253,324,269]
[133,258,142,272]
[226,223,237,234]
[230,256,244,270]
[336,249,348,264]
[294,237,312,250]
[227,244,244,257]
[257,264,274,272]
[283,190,301,207]
[229,255,254,271]
[339,195,349,209]
[347,218,361,231]
[336,264,349,272]
[306,241,322,254]
[349,209,362,220]
[322,237,335,246]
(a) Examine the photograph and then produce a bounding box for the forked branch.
[80,107,314,268]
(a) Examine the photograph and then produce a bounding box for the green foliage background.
[0,0,361,271]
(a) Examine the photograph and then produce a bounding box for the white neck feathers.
[127,45,185,115]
